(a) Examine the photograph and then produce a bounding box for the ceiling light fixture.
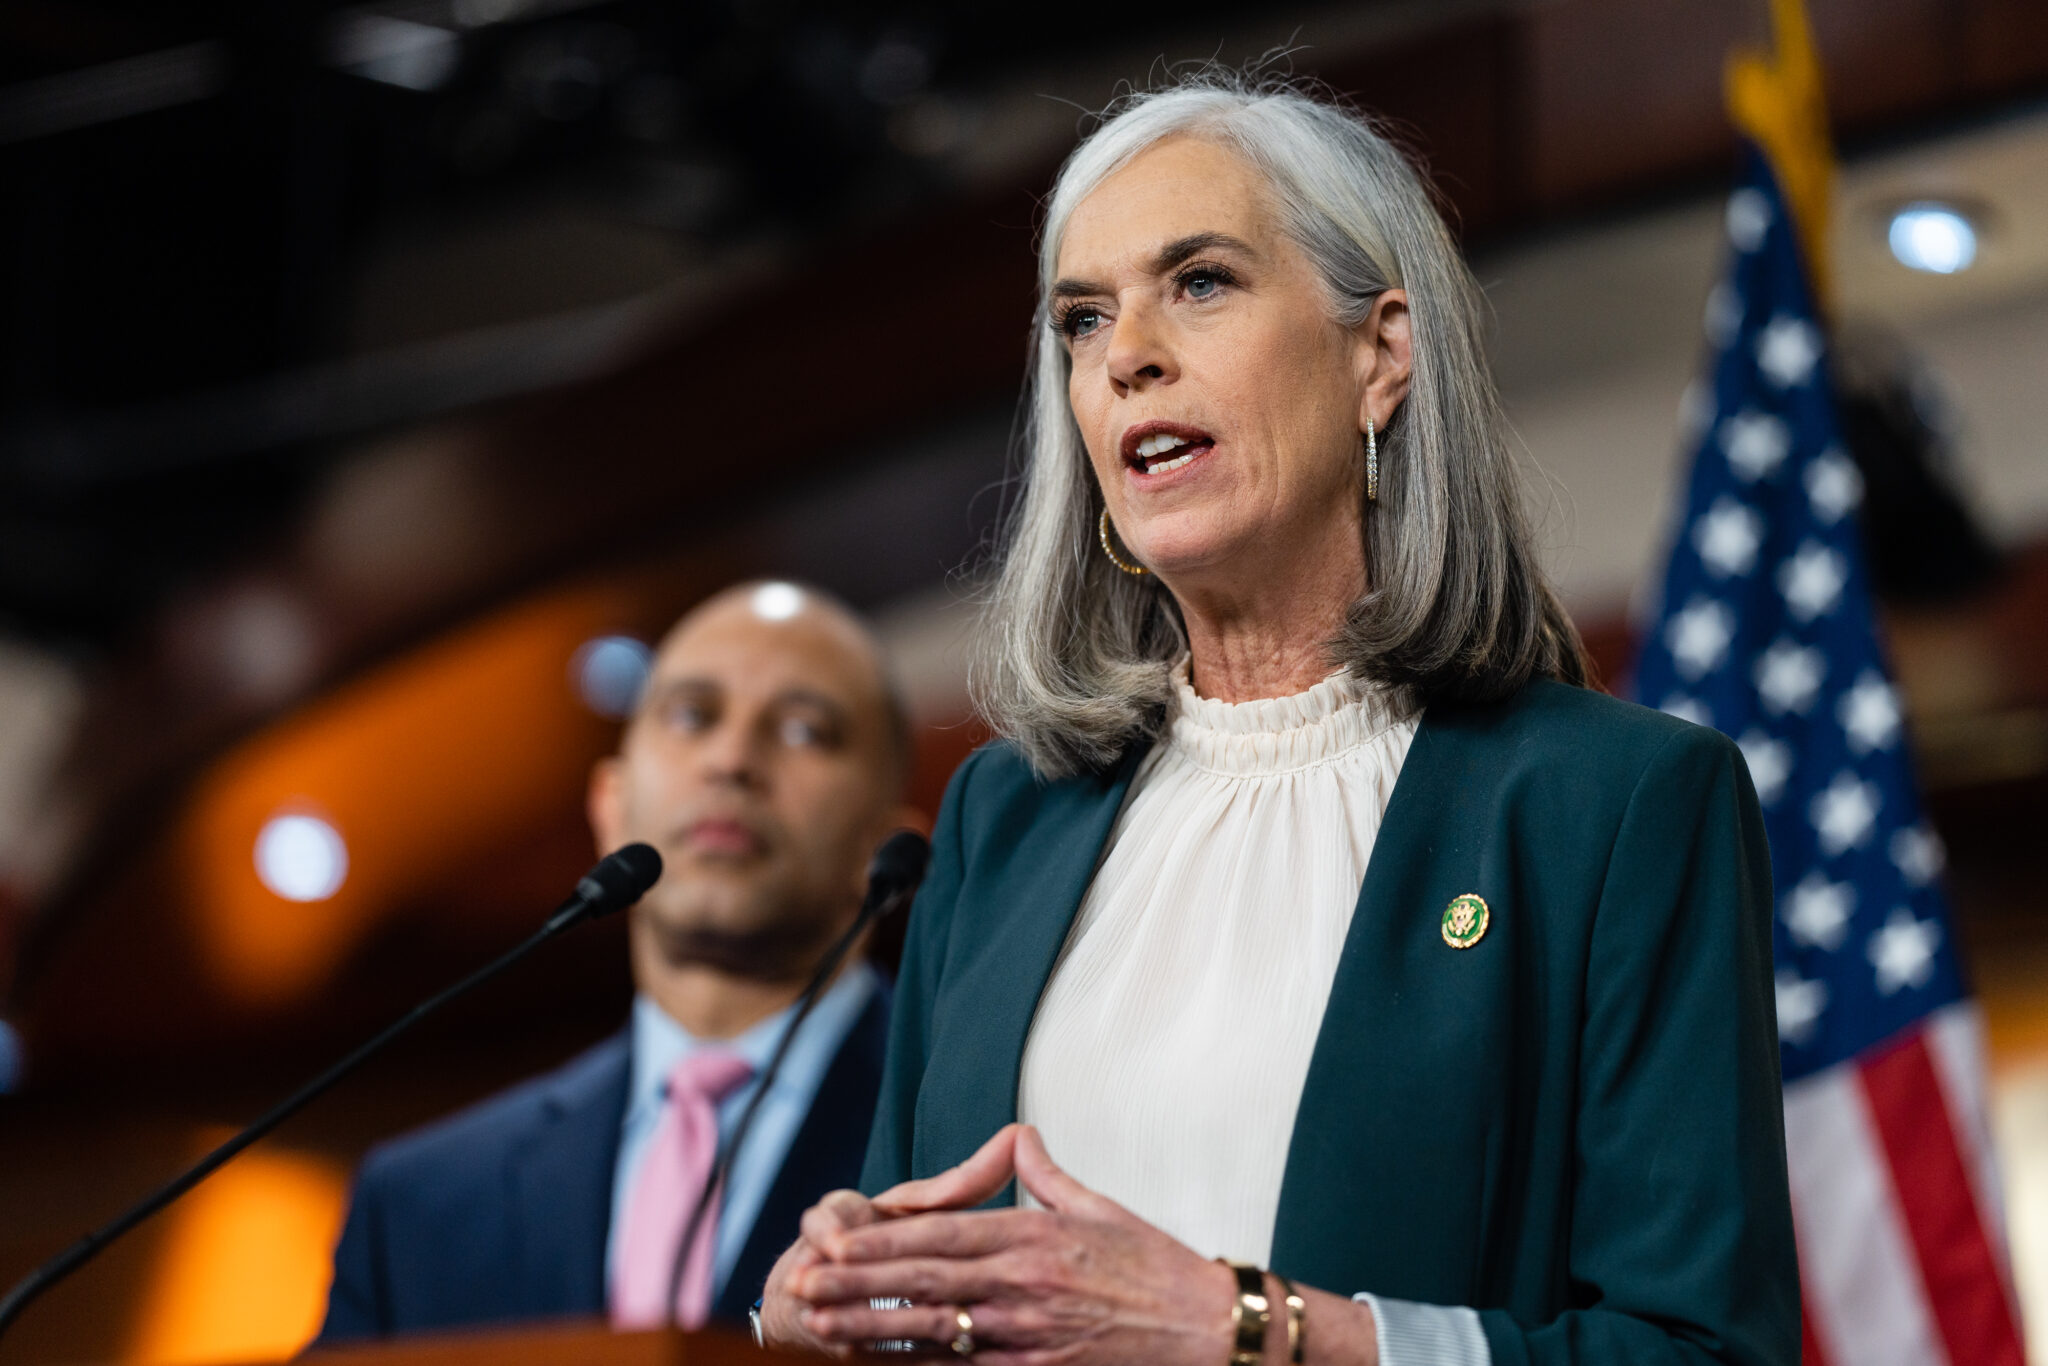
[1886,203,1979,275]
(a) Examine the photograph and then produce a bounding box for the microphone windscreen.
[866,829,931,902]
[576,842,664,918]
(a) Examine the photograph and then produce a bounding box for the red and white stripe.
[1786,1001,2025,1366]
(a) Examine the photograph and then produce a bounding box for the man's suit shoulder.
[355,1031,629,1205]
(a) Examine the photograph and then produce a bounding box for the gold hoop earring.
[1365,416,1379,504]
[1098,507,1149,576]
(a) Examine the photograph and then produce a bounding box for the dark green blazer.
[861,679,1797,1366]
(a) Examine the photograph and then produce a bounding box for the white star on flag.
[1868,907,1943,995]
[1726,187,1771,251]
[1839,671,1902,754]
[1784,870,1855,950]
[1804,448,1863,524]
[1660,694,1712,727]
[1774,969,1829,1045]
[1777,540,1847,621]
[1722,410,1792,482]
[1705,283,1744,346]
[1890,824,1947,886]
[1694,497,1765,577]
[1756,314,1823,388]
[1755,638,1826,715]
[1665,596,1736,680]
[1736,727,1792,805]
[1811,769,1881,856]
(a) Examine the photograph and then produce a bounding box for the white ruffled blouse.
[1015,662,1492,1365]
[1017,660,1416,1263]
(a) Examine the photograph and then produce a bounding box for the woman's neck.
[1174,543,1366,703]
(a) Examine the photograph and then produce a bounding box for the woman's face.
[1054,136,1406,594]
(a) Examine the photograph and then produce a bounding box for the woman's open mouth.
[1121,423,1216,476]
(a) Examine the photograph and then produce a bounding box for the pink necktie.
[611,1049,756,1330]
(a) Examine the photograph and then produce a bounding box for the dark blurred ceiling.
[0,0,2043,1079]
[4,0,2046,656]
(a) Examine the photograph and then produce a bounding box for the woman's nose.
[1105,301,1177,395]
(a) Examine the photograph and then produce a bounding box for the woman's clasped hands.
[760,1123,1253,1364]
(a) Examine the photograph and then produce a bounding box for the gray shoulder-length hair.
[974,72,1590,780]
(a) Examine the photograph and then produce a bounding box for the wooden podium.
[298,1321,805,1366]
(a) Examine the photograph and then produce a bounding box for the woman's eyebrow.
[1049,231,1260,300]
[1148,231,1257,274]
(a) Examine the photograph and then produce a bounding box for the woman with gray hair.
[759,74,1795,1366]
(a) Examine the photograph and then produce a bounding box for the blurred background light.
[572,635,653,719]
[253,814,349,903]
[329,14,460,92]
[1888,202,1980,274]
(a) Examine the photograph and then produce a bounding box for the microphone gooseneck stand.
[661,829,931,1320]
[0,842,665,1342]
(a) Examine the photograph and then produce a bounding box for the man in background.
[320,580,917,1340]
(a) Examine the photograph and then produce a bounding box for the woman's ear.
[1354,288,1413,431]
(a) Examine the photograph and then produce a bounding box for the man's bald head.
[657,582,913,789]
[589,581,915,985]
[589,581,917,987]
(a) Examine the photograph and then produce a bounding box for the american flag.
[1631,142,2025,1366]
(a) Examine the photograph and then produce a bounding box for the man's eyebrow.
[772,687,852,719]
[1048,232,1260,300]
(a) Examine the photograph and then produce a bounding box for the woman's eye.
[1184,271,1222,300]
[1064,307,1103,339]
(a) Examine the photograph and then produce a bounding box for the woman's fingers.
[800,1300,971,1351]
[873,1122,1021,1216]
[792,1252,1014,1308]
[828,1208,1031,1267]
[799,1188,885,1261]
[1012,1123,1118,1219]
[799,1293,1078,1364]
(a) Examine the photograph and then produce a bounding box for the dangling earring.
[1098,507,1149,576]
[1365,416,1379,504]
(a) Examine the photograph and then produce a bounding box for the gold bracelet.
[1220,1260,1270,1366]
[1272,1271,1305,1364]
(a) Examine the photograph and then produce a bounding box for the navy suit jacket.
[319,988,889,1342]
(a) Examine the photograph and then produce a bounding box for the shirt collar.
[624,960,879,1123]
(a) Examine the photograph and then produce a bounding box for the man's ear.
[1354,287,1413,431]
[587,756,625,857]
[885,802,931,841]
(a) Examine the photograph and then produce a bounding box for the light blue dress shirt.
[605,960,881,1302]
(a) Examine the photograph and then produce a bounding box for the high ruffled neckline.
[1165,657,1403,775]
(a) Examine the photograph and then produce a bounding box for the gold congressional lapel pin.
[1441,893,1490,949]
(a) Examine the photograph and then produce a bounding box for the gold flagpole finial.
[1725,0,1836,314]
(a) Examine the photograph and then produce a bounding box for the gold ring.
[949,1307,976,1357]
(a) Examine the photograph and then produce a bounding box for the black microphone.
[0,842,664,1341]
[662,829,931,1319]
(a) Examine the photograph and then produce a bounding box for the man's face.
[589,587,904,979]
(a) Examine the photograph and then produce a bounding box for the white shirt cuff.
[1354,1292,1490,1366]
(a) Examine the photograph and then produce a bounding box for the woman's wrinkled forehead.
[1050,135,1284,283]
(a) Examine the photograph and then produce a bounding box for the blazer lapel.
[1269,703,1522,1304]
[913,742,1151,1192]
[714,987,893,1323]
[505,1030,631,1318]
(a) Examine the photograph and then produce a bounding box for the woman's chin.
[1127,530,1259,584]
